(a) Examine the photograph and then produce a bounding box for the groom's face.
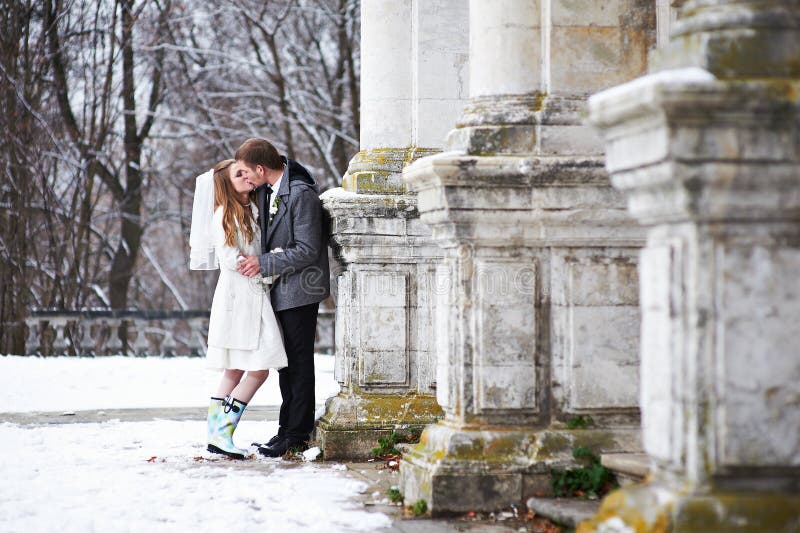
[235,161,266,188]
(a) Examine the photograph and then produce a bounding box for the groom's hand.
[236,255,261,277]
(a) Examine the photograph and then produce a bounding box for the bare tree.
[136,0,360,312]
[1,0,111,349]
[0,0,43,353]
[44,0,172,310]
[158,0,360,190]
[0,0,360,354]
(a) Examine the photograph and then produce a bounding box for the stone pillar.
[317,0,469,460]
[400,0,655,514]
[656,0,683,48]
[582,1,800,531]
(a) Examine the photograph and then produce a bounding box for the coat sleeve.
[212,208,243,272]
[258,187,323,277]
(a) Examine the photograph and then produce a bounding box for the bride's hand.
[235,255,260,277]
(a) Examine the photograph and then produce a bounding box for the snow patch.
[0,354,339,412]
[0,419,391,533]
[302,446,321,462]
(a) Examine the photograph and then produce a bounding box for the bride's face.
[230,163,255,194]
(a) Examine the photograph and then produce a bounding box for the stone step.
[525,497,600,528]
[600,453,650,485]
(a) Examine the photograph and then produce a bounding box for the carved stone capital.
[403,151,642,248]
[589,69,800,226]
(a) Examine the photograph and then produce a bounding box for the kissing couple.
[189,138,330,459]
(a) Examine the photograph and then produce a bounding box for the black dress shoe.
[251,434,283,448]
[257,437,308,458]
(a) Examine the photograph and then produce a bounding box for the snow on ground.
[0,418,391,533]
[0,355,393,533]
[0,354,339,411]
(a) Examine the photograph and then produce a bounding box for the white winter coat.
[207,206,269,350]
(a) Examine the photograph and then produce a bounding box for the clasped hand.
[235,255,260,277]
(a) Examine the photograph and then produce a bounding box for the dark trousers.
[275,302,319,441]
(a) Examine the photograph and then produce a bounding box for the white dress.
[205,205,288,371]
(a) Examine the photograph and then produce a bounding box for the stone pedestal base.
[400,422,641,515]
[316,392,443,460]
[578,482,800,532]
[399,149,646,515]
[319,189,445,460]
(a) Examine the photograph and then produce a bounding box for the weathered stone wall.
[582,1,800,530]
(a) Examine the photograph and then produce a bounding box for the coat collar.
[255,159,289,198]
[274,161,290,197]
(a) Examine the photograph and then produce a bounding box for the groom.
[233,138,330,457]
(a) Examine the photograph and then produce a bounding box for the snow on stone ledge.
[590,67,717,104]
[320,187,359,201]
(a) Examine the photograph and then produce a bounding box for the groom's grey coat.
[256,157,330,312]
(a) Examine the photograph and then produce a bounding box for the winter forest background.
[0,0,360,354]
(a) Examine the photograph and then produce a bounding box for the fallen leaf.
[531,516,562,533]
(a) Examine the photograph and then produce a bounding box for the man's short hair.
[235,138,283,170]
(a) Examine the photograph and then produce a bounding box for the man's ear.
[256,164,266,178]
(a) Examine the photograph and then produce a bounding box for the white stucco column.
[470,0,541,97]
[359,0,412,151]
[400,0,654,515]
[344,0,469,194]
[583,1,800,530]
[448,0,543,155]
[413,0,469,148]
[317,0,468,460]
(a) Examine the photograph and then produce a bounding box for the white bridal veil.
[189,169,218,270]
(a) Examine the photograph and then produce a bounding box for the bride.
[190,159,287,459]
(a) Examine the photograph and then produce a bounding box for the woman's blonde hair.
[213,159,255,247]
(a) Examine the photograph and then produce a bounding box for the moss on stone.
[451,438,485,460]
[577,488,663,533]
[358,393,444,426]
[342,147,439,193]
[577,484,800,532]
[571,430,617,453]
[674,493,800,532]
[317,393,443,460]
[536,432,571,459]
[708,33,800,79]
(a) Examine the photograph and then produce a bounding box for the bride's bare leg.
[230,370,269,404]
[216,369,245,397]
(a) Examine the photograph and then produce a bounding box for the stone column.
[317,0,469,460]
[400,0,655,514]
[582,1,800,531]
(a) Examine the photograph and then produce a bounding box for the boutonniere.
[269,197,280,218]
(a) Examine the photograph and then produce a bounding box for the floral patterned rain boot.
[207,396,249,459]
